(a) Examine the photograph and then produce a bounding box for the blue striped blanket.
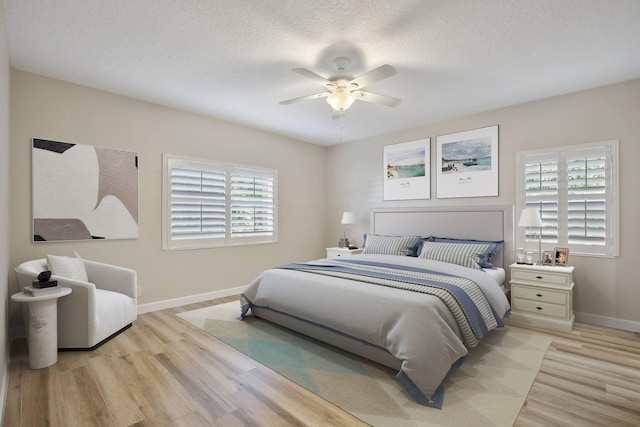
[277,258,501,347]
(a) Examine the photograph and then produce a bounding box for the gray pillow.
[362,234,421,256]
[418,241,490,269]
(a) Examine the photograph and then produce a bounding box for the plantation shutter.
[517,140,618,257]
[169,161,226,241]
[163,155,278,250]
[566,146,608,246]
[230,168,275,237]
[523,154,559,245]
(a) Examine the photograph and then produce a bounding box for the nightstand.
[326,247,363,258]
[509,263,575,332]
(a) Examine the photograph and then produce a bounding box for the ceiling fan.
[279,57,401,116]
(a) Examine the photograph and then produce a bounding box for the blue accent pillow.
[430,237,504,269]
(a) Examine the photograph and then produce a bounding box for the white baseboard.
[575,311,640,333]
[137,286,244,314]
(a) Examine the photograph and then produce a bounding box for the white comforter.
[240,254,511,408]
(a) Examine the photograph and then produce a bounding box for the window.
[516,140,618,257]
[163,154,277,250]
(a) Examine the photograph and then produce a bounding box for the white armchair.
[15,258,137,350]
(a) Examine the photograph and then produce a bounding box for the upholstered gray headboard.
[370,205,514,269]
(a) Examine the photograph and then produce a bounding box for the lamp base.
[338,238,350,248]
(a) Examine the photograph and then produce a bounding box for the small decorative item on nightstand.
[554,247,569,266]
[509,263,575,332]
[525,250,534,265]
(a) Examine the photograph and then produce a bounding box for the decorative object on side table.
[338,211,355,248]
[542,250,555,265]
[33,270,57,288]
[518,207,543,264]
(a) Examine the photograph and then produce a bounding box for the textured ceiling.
[4,0,640,146]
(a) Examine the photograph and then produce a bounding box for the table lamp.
[518,208,543,265]
[339,212,355,248]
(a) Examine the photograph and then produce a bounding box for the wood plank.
[5,296,640,426]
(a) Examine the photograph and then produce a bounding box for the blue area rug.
[178,302,552,427]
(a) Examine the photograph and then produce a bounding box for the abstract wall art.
[32,138,139,242]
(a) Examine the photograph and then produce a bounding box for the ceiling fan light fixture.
[326,88,356,111]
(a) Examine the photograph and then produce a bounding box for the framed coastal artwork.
[383,138,430,201]
[32,138,139,242]
[436,125,498,199]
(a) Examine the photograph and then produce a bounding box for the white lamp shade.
[341,212,355,225]
[518,208,543,227]
[327,88,356,111]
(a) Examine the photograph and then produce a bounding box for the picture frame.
[383,138,430,201]
[542,250,555,266]
[436,125,498,199]
[32,138,139,242]
[553,247,569,266]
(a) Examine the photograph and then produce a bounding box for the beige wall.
[0,0,11,409]
[9,71,327,312]
[7,68,639,332]
[327,79,640,329]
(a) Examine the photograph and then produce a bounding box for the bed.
[240,206,514,408]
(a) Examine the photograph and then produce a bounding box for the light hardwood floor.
[4,296,640,426]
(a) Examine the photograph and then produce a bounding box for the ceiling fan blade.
[349,64,397,89]
[358,91,402,107]
[292,68,332,85]
[279,92,330,105]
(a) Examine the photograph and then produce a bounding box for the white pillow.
[47,251,88,282]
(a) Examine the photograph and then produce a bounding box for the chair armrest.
[83,260,137,299]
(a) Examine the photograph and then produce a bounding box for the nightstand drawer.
[512,269,571,286]
[326,248,363,258]
[513,298,567,318]
[512,286,567,305]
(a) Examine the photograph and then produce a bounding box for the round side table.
[12,287,72,369]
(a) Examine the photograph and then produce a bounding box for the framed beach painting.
[383,138,430,201]
[436,125,498,199]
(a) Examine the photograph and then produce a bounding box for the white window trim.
[162,153,278,251]
[515,140,619,258]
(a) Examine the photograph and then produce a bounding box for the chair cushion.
[93,289,137,345]
[47,252,88,282]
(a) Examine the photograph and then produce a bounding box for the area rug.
[178,302,553,427]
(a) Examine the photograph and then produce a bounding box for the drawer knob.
[536,275,543,279]
[536,293,543,297]
[536,307,543,311]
